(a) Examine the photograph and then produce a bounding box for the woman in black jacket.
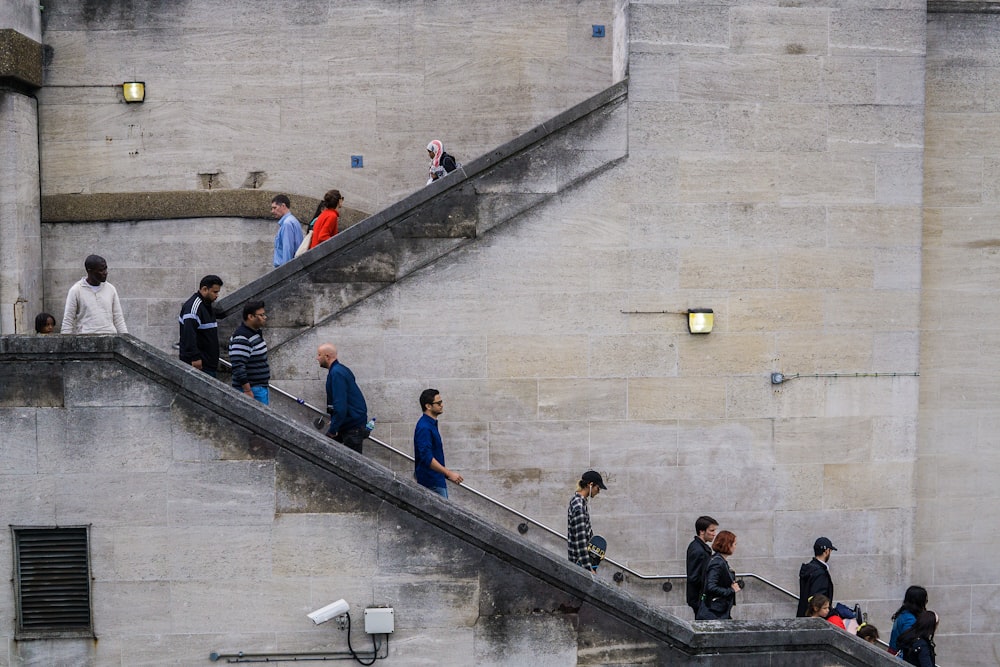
[897,610,938,667]
[695,530,742,620]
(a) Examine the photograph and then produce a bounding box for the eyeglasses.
[431,400,443,406]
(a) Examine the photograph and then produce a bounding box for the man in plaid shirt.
[567,470,607,569]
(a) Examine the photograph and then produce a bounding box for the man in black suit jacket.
[686,515,719,615]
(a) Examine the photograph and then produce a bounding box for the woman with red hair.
[695,530,742,620]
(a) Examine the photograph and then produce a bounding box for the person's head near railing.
[856,623,879,644]
[712,530,736,557]
[807,594,832,619]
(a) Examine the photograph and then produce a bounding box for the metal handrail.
[214,362,801,601]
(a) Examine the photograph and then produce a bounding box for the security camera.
[308,599,350,625]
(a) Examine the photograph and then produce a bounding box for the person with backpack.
[426,139,459,184]
[897,610,938,666]
[890,585,929,654]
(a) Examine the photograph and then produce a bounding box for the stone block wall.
[247,0,927,642]
[37,0,617,214]
[920,8,1000,664]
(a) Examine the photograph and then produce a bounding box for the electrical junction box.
[364,607,394,634]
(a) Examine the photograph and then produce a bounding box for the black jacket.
[178,292,219,370]
[686,537,713,611]
[697,554,737,620]
[796,557,834,617]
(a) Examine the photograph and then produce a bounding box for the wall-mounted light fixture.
[687,309,714,334]
[122,82,145,103]
[620,308,715,334]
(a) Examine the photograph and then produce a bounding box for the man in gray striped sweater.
[229,301,270,405]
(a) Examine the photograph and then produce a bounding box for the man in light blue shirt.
[271,194,303,267]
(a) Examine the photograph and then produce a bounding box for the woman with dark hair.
[890,585,928,654]
[308,189,343,250]
[897,610,938,667]
[695,530,742,620]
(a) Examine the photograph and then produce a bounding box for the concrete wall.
[26,0,1000,663]
[38,0,616,214]
[245,0,928,634]
[0,1,43,332]
[0,336,896,667]
[921,9,1000,664]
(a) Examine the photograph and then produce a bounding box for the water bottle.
[366,417,376,432]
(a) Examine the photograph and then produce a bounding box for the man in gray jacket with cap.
[796,536,837,616]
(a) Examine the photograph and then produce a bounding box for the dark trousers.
[333,427,367,454]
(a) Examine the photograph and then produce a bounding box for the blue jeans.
[429,485,448,499]
[236,386,269,405]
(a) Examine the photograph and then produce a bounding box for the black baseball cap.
[814,537,838,554]
[582,470,607,490]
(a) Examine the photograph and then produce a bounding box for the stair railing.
[211,366,802,601]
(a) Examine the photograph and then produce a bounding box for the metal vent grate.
[13,526,93,637]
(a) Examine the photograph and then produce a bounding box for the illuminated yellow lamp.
[687,309,714,334]
[122,82,145,103]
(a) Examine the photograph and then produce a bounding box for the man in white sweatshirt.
[61,255,128,334]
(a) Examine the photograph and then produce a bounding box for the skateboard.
[587,535,607,570]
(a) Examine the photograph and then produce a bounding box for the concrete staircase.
[1,334,901,666]
[214,79,629,349]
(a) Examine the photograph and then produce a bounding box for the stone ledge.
[0,28,42,89]
[40,189,366,228]
[929,1,1000,12]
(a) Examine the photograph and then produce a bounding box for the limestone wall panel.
[627,377,727,420]
[827,205,922,247]
[876,56,925,106]
[54,471,170,526]
[537,378,628,421]
[0,408,37,474]
[486,335,589,379]
[0,473,56,525]
[629,5,730,51]
[36,407,172,473]
[730,7,829,56]
[876,152,924,204]
[589,334,677,378]
[773,416,873,465]
[487,421,591,470]
[676,418,773,467]
[590,420,679,470]
[168,461,276,527]
[727,291,824,333]
[272,513,378,578]
[829,9,925,57]
[676,333,772,375]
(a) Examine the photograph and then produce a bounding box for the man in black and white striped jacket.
[229,301,270,404]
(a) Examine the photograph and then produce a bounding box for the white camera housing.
[308,599,350,625]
